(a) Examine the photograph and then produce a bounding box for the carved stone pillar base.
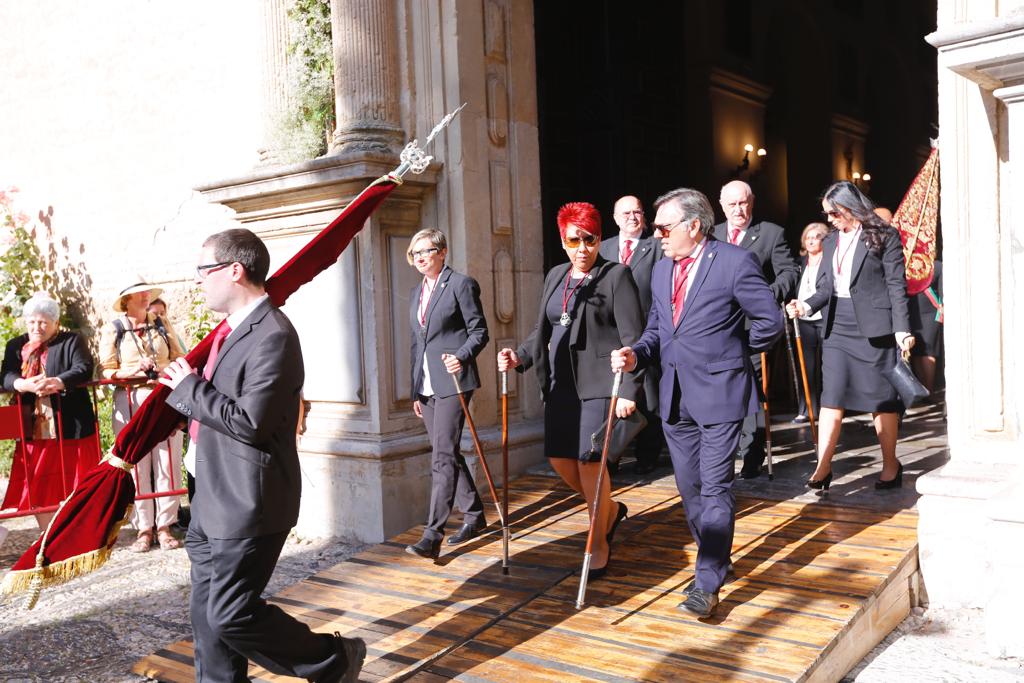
[330,124,404,161]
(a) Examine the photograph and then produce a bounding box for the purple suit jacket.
[632,238,783,425]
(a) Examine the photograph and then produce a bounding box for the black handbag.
[882,351,929,408]
[581,410,648,465]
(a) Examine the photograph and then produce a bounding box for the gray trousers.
[418,392,485,541]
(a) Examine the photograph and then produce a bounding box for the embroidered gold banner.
[891,146,940,296]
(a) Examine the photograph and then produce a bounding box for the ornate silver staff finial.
[394,103,467,178]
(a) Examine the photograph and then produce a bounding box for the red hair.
[556,202,601,240]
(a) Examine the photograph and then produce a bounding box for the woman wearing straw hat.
[99,281,186,551]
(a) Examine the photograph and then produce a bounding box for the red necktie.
[729,228,741,245]
[671,256,696,326]
[188,322,232,444]
[620,239,634,265]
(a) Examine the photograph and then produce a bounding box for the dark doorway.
[533,1,689,271]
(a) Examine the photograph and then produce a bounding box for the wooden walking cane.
[500,370,510,575]
[760,353,774,480]
[449,363,507,532]
[791,318,819,448]
[575,371,622,610]
[780,308,803,419]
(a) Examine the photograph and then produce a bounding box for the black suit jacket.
[599,235,662,410]
[2,331,96,439]
[713,220,799,303]
[409,266,489,400]
[598,235,661,316]
[516,257,645,402]
[805,228,911,339]
[168,298,303,539]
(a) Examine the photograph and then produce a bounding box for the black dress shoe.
[807,470,833,491]
[739,466,762,480]
[634,460,658,476]
[329,632,367,683]
[606,502,628,545]
[446,519,486,546]
[405,536,441,559]
[874,463,904,490]
[678,589,719,618]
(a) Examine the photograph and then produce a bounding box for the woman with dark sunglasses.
[497,201,644,580]
[787,181,914,491]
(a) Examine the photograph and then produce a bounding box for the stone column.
[329,0,404,158]
[924,9,1024,658]
[257,0,291,164]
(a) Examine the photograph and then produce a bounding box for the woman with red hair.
[497,201,645,579]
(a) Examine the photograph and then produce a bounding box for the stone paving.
[1,400,1022,681]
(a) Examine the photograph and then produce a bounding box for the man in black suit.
[713,180,799,478]
[599,195,664,474]
[162,228,363,683]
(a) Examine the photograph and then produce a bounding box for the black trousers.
[418,392,485,541]
[737,352,766,472]
[633,391,665,467]
[186,515,347,682]
[796,318,824,417]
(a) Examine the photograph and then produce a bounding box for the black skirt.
[821,297,901,413]
[543,278,608,459]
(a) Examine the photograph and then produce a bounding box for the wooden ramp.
[133,474,919,682]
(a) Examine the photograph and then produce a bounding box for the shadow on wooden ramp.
[134,475,919,682]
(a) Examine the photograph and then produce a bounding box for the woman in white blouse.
[793,222,830,423]
[786,182,914,492]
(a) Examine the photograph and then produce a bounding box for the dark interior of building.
[534,0,937,271]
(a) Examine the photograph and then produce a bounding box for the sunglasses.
[823,209,843,219]
[563,233,599,248]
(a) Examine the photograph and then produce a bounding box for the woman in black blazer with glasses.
[404,228,490,560]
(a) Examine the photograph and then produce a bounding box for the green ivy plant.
[267,0,336,162]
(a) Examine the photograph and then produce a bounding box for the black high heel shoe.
[874,463,904,490]
[405,536,441,559]
[807,470,833,491]
[606,502,628,545]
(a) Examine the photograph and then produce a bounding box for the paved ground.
[1,400,1022,681]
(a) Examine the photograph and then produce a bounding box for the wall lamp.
[732,144,767,178]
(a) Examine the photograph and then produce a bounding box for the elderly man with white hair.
[1,293,99,529]
[713,180,799,479]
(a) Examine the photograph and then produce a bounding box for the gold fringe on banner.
[0,504,133,606]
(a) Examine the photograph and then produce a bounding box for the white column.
[329,0,404,157]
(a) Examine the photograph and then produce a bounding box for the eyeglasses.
[195,261,232,279]
[805,233,826,242]
[618,210,644,216]
[654,219,685,235]
[410,247,440,259]
[823,209,843,219]
[563,233,599,248]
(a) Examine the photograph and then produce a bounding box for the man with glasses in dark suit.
[162,228,364,683]
[713,180,798,479]
[600,195,664,475]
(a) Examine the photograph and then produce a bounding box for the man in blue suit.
[612,188,783,617]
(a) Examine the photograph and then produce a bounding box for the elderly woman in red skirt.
[1,293,100,529]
